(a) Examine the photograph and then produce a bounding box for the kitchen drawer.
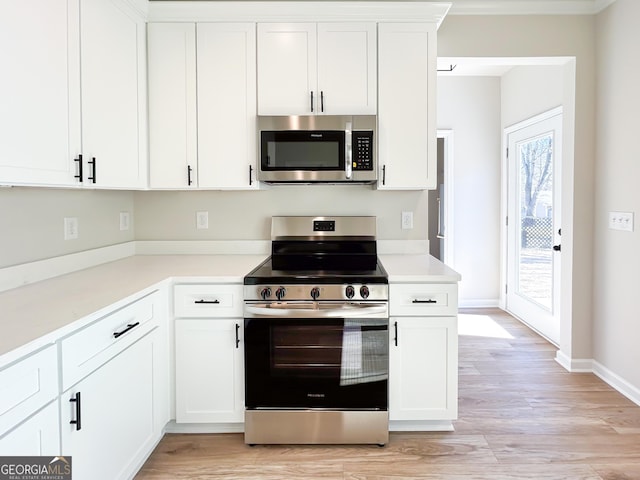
[0,345,58,436]
[60,292,159,391]
[389,283,458,316]
[174,284,243,318]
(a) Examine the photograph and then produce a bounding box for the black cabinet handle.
[310,91,314,112]
[235,323,240,349]
[393,321,398,347]
[412,299,437,304]
[249,165,253,186]
[74,154,83,182]
[70,392,81,431]
[320,91,324,112]
[187,165,193,186]
[113,321,140,339]
[194,299,220,304]
[553,244,561,252]
[382,165,386,185]
[88,157,96,183]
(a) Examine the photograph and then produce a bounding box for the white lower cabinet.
[389,282,458,427]
[60,330,160,480]
[389,316,458,421]
[175,318,244,424]
[0,401,60,456]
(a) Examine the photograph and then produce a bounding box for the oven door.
[244,309,388,410]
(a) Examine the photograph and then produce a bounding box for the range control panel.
[352,131,374,171]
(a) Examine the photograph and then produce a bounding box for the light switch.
[608,211,634,232]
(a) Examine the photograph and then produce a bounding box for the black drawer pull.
[113,321,140,339]
[412,299,437,304]
[70,392,81,431]
[393,321,398,347]
[194,299,220,304]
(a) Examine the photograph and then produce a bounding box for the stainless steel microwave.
[258,128,376,184]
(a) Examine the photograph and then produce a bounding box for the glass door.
[506,109,562,344]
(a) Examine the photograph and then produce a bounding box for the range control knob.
[275,287,287,301]
[360,285,370,299]
[345,285,355,299]
[310,287,321,300]
[260,287,271,300]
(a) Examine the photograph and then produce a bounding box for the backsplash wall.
[133,187,427,241]
[0,187,135,268]
[0,186,426,269]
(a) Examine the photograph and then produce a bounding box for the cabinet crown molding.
[147,1,451,26]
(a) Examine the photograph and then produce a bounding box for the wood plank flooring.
[135,309,640,479]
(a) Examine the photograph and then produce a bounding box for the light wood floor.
[135,309,640,479]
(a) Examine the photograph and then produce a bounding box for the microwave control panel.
[352,131,374,171]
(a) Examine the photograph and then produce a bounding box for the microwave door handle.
[345,122,353,179]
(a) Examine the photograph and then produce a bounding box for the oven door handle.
[244,302,388,318]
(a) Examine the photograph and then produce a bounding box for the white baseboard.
[0,242,136,293]
[554,351,593,372]
[458,299,500,308]
[555,352,640,408]
[592,360,640,407]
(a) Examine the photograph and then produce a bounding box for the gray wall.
[437,76,501,306]
[0,187,134,268]
[133,188,427,241]
[594,0,640,389]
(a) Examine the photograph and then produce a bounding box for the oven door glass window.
[244,318,388,410]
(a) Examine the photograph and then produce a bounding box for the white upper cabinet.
[316,23,376,115]
[80,0,147,188]
[148,22,257,189]
[377,23,436,190]
[257,22,376,116]
[0,0,81,187]
[197,23,257,189]
[148,23,197,188]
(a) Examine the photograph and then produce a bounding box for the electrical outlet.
[401,211,413,230]
[196,211,209,230]
[609,211,634,232]
[119,211,130,231]
[64,217,78,240]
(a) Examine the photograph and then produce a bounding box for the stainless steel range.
[243,216,389,445]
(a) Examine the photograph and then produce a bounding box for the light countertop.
[0,253,459,364]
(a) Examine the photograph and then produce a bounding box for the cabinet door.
[257,23,317,115]
[61,332,157,480]
[317,23,376,115]
[378,23,436,190]
[175,319,244,423]
[80,0,146,188]
[148,23,197,189]
[0,401,60,456]
[197,23,257,189]
[0,0,80,186]
[389,316,458,421]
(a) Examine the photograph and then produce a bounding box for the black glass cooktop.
[244,256,388,285]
